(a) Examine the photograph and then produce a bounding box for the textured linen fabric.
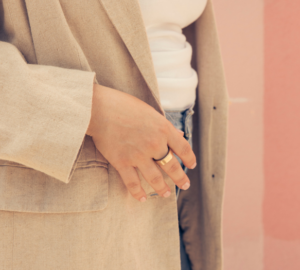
[0,43,96,183]
[0,0,228,269]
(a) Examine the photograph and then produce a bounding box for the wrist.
[86,83,100,136]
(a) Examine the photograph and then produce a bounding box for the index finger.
[167,126,196,169]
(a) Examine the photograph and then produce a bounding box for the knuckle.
[114,162,127,172]
[180,142,191,157]
[113,155,129,169]
[147,139,161,153]
[132,151,143,161]
[158,120,170,136]
[148,140,161,151]
[126,181,140,191]
[150,174,163,186]
[168,162,182,174]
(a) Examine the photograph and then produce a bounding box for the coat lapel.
[100,0,163,112]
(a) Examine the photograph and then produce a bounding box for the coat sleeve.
[0,41,96,184]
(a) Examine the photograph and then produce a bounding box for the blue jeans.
[165,105,194,270]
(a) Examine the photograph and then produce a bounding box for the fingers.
[138,160,171,198]
[176,129,184,136]
[157,151,190,190]
[117,166,147,202]
[116,128,190,202]
[168,126,196,169]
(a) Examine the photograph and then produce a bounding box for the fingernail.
[139,196,147,203]
[163,191,171,198]
[191,162,197,169]
[176,129,184,136]
[182,182,190,190]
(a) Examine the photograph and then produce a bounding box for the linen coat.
[0,0,228,269]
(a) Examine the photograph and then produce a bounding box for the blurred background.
[213,0,300,269]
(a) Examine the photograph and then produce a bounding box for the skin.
[86,84,197,202]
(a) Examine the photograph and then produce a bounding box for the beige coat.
[0,0,228,269]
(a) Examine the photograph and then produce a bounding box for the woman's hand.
[86,84,196,202]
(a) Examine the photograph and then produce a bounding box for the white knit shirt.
[139,0,207,110]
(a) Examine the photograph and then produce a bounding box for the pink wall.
[264,1,300,269]
[213,0,264,269]
[213,0,300,269]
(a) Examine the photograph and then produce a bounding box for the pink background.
[213,0,300,269]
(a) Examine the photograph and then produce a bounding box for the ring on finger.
[153,146,173,166]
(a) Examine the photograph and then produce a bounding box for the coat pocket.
[0,136,109,213]
[0,160,108,213]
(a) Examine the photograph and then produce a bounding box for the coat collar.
[100,0,163,113]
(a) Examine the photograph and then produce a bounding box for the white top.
[139,0,207,110]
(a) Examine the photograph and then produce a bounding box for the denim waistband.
[164,104,194,145]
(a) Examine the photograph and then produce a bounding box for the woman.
[0,0,228,269]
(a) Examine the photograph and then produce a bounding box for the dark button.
[212,174,215,178]
[213,106,217,110]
